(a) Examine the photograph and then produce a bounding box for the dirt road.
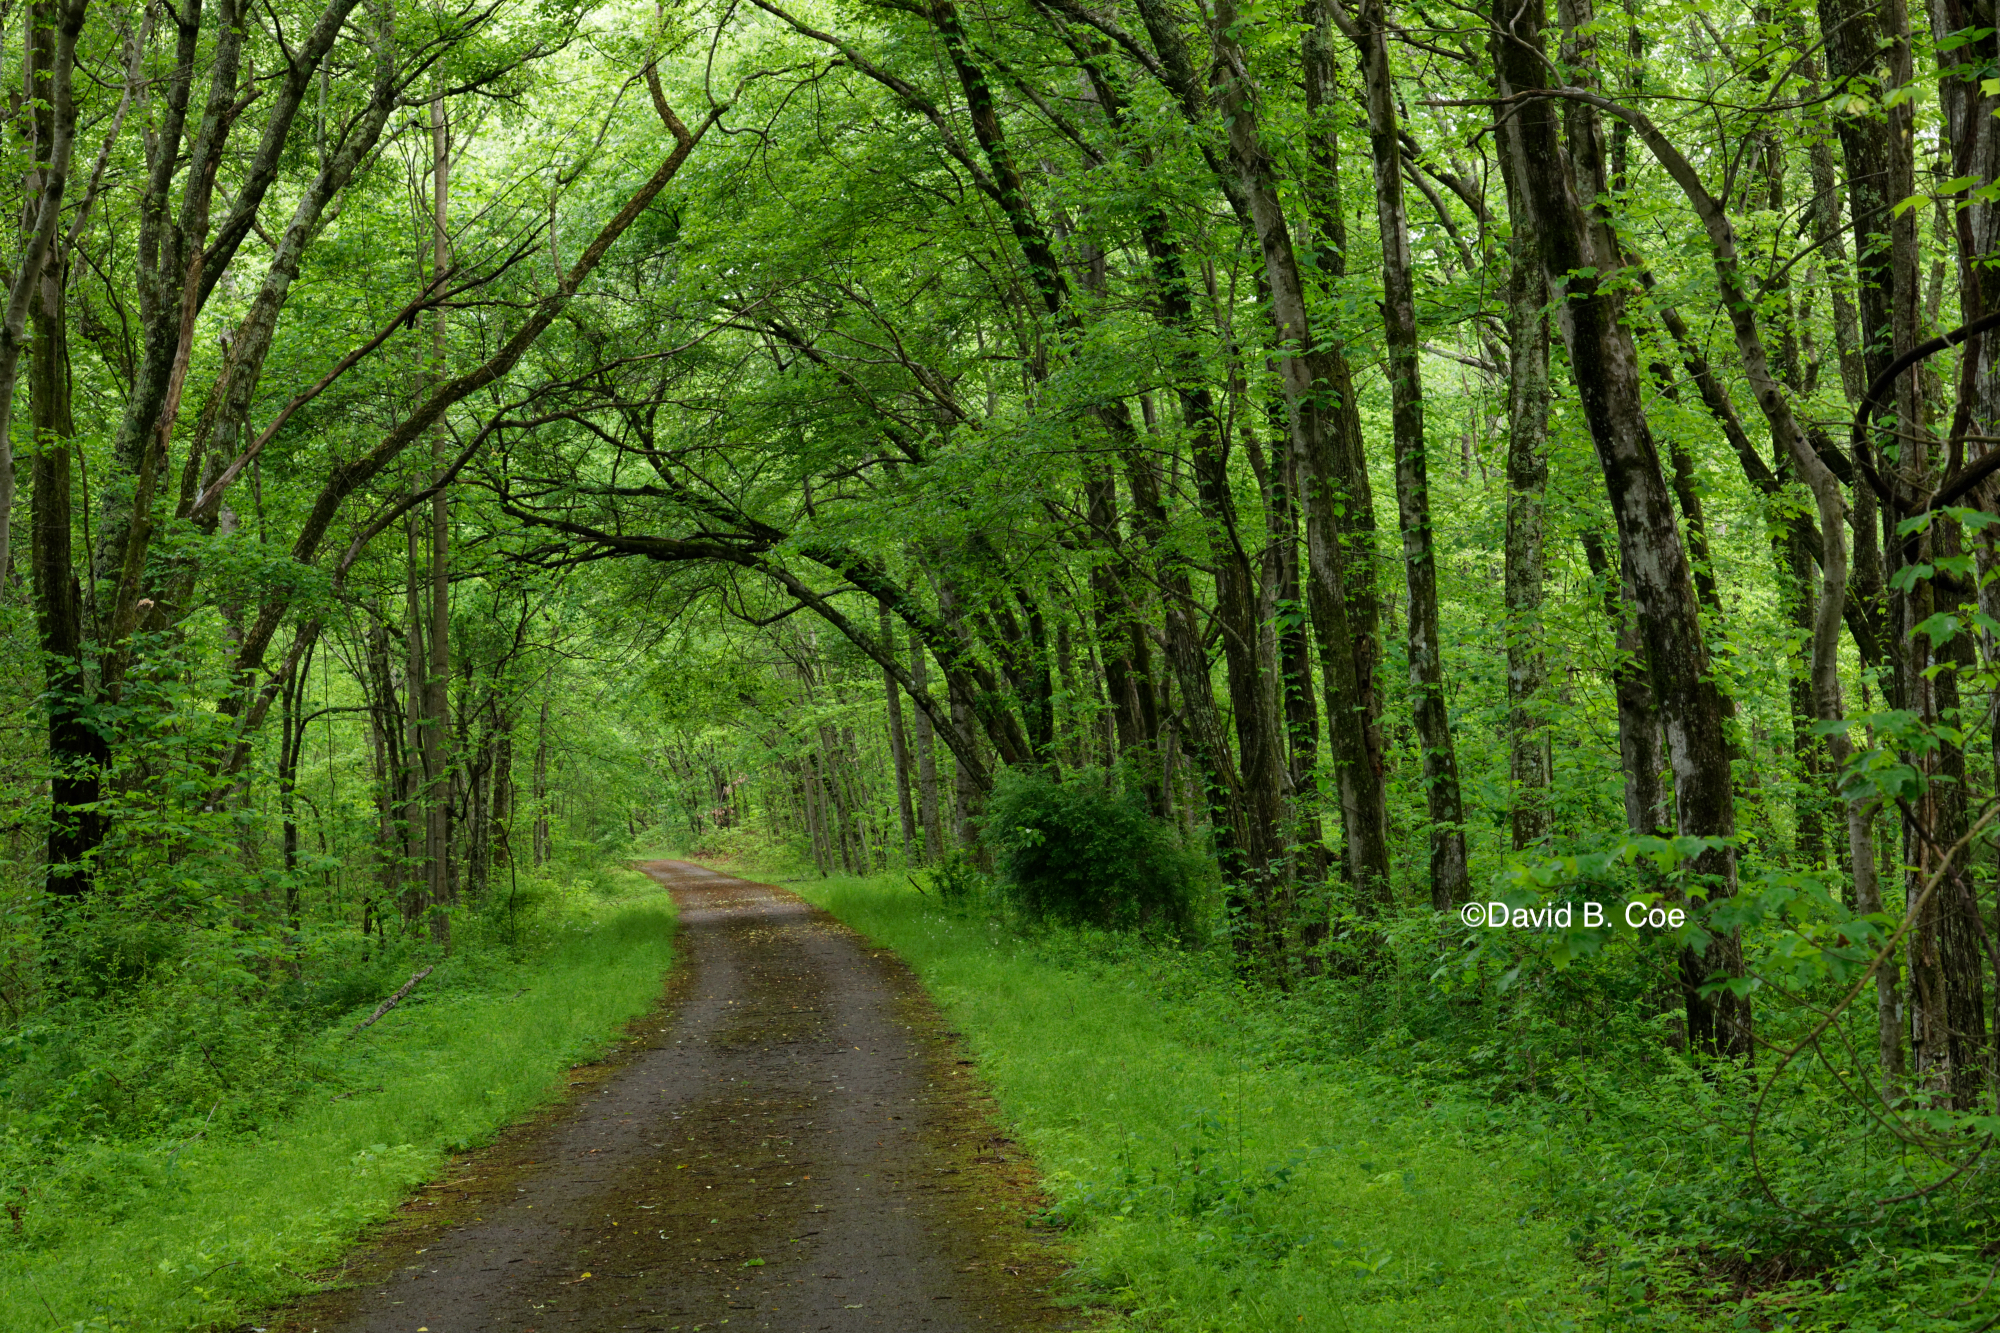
[280,862,1074,1333]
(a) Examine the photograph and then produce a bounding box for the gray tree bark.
[881,604,918,863]
[1497,143,1552,853]
[909,634,945,860]
[1341,0,1468,906]
[1492,0,1748,1058]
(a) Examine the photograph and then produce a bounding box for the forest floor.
[270,860,1080,1333]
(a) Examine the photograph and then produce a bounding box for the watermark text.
[1458,901,1687,930]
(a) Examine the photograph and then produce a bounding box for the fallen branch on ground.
[349,966,435,1038]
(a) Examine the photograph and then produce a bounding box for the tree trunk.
[1783,521,1829,866]
[881,604,918,863]
[2,0,85,583]
[1492,0,1748,1059]
[362,618,407,937]
[27,66,102,903]
[1498,140,1553,852]
[492,715,515,870]
[532,697,551,867]
[1214,0,1393,908]
[466,728,492,903]
[1300,3,1390,820]
[803,760,829,876]
[425,94,454,950]
[403,520,431,927]
[1906,568,1987,1108]
[1347,0,1468,906]
[1269,416,1325,878]
[937,578,985,858]
[909,634,945,860]
[1084,464,1163,811]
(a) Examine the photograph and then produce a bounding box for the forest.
[0,0,1996,1324]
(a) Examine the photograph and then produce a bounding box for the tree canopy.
[3,0,2000,1320]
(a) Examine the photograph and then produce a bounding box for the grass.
[786,869,1611,1333]
[0,894,676,1332]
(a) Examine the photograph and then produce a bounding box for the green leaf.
[1889,562,1935,592]
[1945,504,1999,530]
[1915,612,1961,644]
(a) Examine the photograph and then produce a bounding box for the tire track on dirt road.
[279,861,1075,1333]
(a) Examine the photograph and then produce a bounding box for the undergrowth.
[0,854,675,1331]
[787,866,1595,1333]
[781,866,1999,1332]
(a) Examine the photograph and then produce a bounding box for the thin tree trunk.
[532,697,551,867]
[425,94,453,949]
[27,40,102,902]
[1269,416,1325,877]
[1214,0,1392,908]
[279,639,311,926]
[403,519,430,926]
[492,715,515,870]
[881,604,917,864]
[802,760,827,876]
[819,725,852,873]
[1300,4,1390,836]
[1581,532,1669,839]
[1084,464,1154,800]
[1800,64,1864,406]
[1345,0,1467,906]
[1499,141,1553,852]
[362,618,406,937]
[0,0,85,582]
[938,578,986,860]
[466,727,491,903]
[909,635,945,860]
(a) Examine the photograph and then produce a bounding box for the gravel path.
[280,861,1074,1333]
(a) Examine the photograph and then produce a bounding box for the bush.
[983,767,1203,932]
[920,850,991,906]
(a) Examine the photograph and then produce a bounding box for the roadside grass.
[790,869,1614,1333]
[0,893,676,1332]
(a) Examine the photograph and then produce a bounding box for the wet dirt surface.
[275,861,1077,1333]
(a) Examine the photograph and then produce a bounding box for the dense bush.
[982,767,1205,931]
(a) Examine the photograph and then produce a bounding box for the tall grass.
[794,872,1611,1333]
[0,898,676,1331]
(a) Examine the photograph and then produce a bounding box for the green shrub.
[919,849,991,906]
[983,767,1203,931]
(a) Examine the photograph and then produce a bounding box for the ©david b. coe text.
[1458,900,1687,930]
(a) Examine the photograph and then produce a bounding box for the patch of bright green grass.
[794,871,1601,1332]
[0,898,675,1331]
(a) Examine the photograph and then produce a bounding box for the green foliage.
[0,892,675,1331]
[0,0,1993,1325]
[984,767,1205,932]
[921,848,992,905]
[796,871,1593,1331]
[789,868,2000,1331]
